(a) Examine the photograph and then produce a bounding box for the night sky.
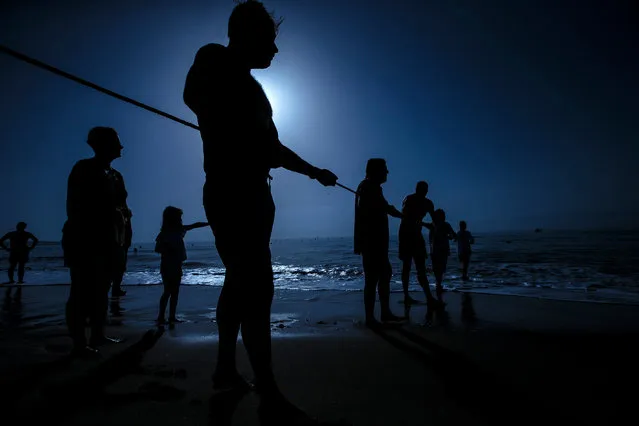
[1,0,637,242]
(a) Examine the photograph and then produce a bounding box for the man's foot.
[365,318,381,329]
[403,296,422,305]
[212,371,254,392]
[426,296,444,308]
[156,317,168,325]
[112,289,127,297]
[71,345,100,359]
[89,336,122,347]
[380,313,405,323]
[17,280,24,284]
[168,317,184,323]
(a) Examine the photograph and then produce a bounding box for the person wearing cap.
[62,126,128,357]
[0,221,39,284]
[354,158,404,327]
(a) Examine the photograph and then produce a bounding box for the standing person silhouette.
[155,206,208,324]
[62,127,126,357]
[428,209,457,302]
[398,181,437,306]
[1,222,38,284]
[183,0,338,412]
[457,220,475,281]
[354,158,404,327]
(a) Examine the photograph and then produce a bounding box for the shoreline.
[3,279,639,307]
[2,284,639,425]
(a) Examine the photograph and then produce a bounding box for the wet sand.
[2,283,639,425]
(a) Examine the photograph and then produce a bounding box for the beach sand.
[2,283,639,425]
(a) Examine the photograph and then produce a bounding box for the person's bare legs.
[378,256,402,322]
[212,270,244,388]
[415,255,437,306]
[362,253,380,325]
[401,258,420,305]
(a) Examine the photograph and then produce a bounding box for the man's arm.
[275,141,337,187]
[448,224,458,240]
[183,222,209,232]
[386,204,403,219]
[0,233,9,250]
[421,222,434,231]
[28,233,39,249]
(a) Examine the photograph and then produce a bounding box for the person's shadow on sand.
[403,300,450,328]
[208,387,250,426]
[208,388,352,426]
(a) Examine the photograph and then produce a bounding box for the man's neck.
[93,155,112,169]
[226,44,252,72]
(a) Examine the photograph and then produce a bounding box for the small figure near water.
[154,206,208,324]
[1,222,38,284]
[456,220,475,281]
[428,209,457,302]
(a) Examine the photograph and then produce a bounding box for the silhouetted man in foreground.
[354,158,404,327]
[183,0,337,411]
[398,181,437,306]
[62,127,127,357]
[1,222,38,284]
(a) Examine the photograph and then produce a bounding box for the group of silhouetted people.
[4,1,477,422]
[354,158,475,327]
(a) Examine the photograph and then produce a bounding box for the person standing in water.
[398,181,437,306]
[354,158,404,327]
[155,206,208,324]
[428,209,457,302]
[457,220,475,281]
[183,0,338,412]
[1,222,38,284]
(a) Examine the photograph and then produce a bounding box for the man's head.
[16,222,27,231]
[434,208,446,223]
[87,127,122,163]
[459,220,467,230]
[228,0,281,69]
[416,181,429,197]
[365,158,389,184]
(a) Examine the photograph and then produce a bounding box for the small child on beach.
[428,209,457,302]
[155,206,208,324]
[457,220,475,281]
